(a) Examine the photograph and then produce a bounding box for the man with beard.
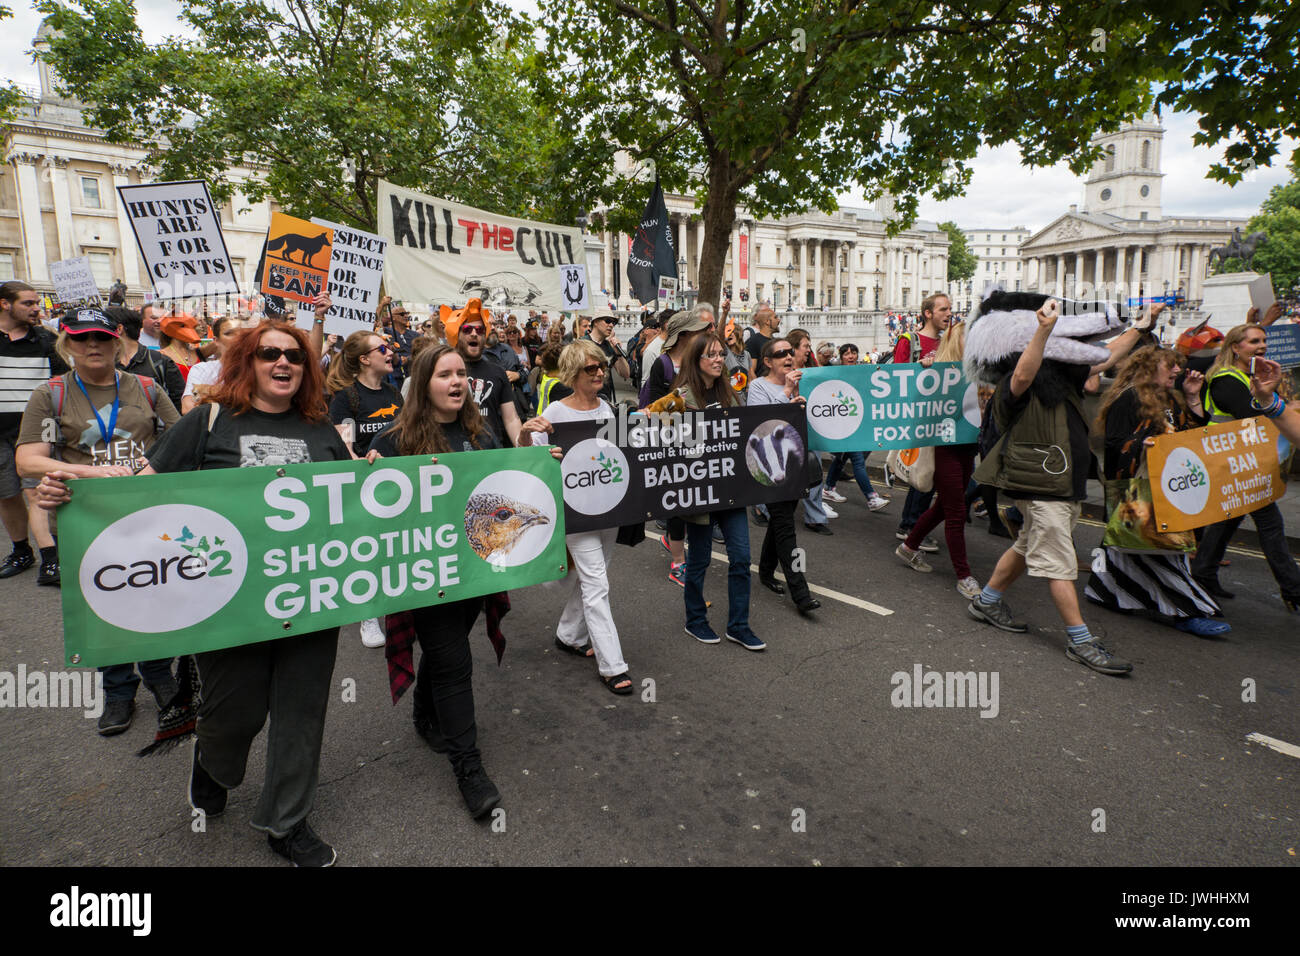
[449,304,522,447]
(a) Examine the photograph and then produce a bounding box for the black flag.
[627,179,677,306]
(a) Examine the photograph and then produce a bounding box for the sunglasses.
[769,348,794,359]
[460,325,485,336]
[364,344,391,356]
[581,362,609,376]
[255,346,308,365]
[73,331,116,343]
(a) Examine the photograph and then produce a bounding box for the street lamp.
[678,255,687,309]
[786,261,794,312]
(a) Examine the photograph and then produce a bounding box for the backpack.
[877,331,919,365]
[637,353,675,407]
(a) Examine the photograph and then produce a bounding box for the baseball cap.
[60,307,121,338]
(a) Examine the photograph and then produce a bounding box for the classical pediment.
[1021,214,1122,250]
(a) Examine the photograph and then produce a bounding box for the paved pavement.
[2,471,1297,867]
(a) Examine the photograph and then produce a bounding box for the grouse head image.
[464,492,550,561]
[964,290,1126,406]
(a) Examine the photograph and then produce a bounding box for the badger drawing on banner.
[746,420,806,486]
[561,266,585,308]
[459,272,543,307]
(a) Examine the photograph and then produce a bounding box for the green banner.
[799,362,981,451]
[60,447,567,667]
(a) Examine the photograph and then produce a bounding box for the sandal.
[555,637,594,658]
[600,672,634,695]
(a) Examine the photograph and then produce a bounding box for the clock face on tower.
[1100,188,1112,201]
[1140,185,1150,197]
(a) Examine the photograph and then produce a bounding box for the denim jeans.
[685,508,751,637]
[801,480,829,525]
[825,451,877,498]
[897,486,934,533]
[100,658,175,702]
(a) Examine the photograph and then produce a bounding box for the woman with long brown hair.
[1084,346,1229,635]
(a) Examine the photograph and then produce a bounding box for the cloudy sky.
[5,0,1292,235]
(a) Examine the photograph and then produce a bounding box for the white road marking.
[640,528,893,616]
[1245,732,1300,759]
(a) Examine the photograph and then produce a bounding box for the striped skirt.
[1085,548,1222,623]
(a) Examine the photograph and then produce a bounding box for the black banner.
[550,405,808,533]
[626,179,677,306]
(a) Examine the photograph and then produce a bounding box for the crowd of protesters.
[4,272,1299,866]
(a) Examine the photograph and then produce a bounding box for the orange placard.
[1147,417,1285,532]
[259,212,333,305]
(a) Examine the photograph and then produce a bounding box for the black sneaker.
[36,560,60,586]
[967,595,1029,633]
[0,549,34,578]
[457,766,502,819]
[1066,639,1133,676]
[268,819,336,867]
[97,699,134,736]
[188,741,227,816]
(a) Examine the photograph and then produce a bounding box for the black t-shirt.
[1,327,68,440]
[147,405,350,472]
[584,333,619,403]
[327,381,403,455]
[464,357,513,445]
[745,331,771,369]
[992,375,1090,501]
[1206,372,1256,421]
[370,420,501,457]
[644,353,678,404]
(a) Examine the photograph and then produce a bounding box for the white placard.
[311,217,387,337]
[1247,272,1275,313]
[557,263,589,311]
[116,179,240,300]
[49,256,101,306]
[378,180,585,310]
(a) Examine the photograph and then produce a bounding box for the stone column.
[11,152,49,282]
[1114,245,1127,304]
[799,239,808,309]
[110,164,142,289]
[1188,245,1202,301]
[846,242,856,310]
[46,156,75,261]
[1055,254,1065,297]
[811,240,821,308]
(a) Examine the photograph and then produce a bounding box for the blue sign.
[1265,323,1300,370]
[1127,294,1183,307]
[798,363,981,451]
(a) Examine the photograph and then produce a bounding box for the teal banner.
[59,447,567,667]
[799,363,981,451]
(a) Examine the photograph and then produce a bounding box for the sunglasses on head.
[73,331,116,344]
[769,348,793,359]
[255,346,308,365]
[581,362,609,376]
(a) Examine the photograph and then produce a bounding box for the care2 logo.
[561,438,630,514]
[805,380,863,441]
[79,505,248,633]
[1159,448,1210,515]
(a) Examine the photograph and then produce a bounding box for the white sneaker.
[822,486,847,503]
[360,617,386,648]
[822,504,839,519]
[956,576,982,600]
[867,493,889,512]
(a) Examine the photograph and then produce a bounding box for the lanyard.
[72,371,120,447]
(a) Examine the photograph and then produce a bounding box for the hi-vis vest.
[537,373,561,413]
[1203,367,1252,423]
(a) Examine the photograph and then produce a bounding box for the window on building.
[858,252,864,269]
[87,252,113,286]
[1104,144,1115,173]
[806,288,814,307]
[1140,139,1151,169]
[0,253,14,281]
[840,289,846,307]
[902,289,910,309]
[755,244,762,264]
[858,289,864,308]
[903,254,909,269]
[230,258,245,284]
[875,252,880,270]
[1139,211,1148,221]
[80,176,102,209]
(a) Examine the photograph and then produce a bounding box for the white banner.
[377,180,584,310]
[49,256,101,306]
[116,180,240,300]
[310,217,387,338]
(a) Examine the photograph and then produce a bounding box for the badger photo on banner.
[799,363,981,451]
[116,179,240,300]
[378,180,585,310]
[548,406,807,533]
[59,448,567,667]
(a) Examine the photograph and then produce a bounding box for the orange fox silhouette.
[368,404,399,418]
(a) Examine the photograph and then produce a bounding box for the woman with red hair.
[37,301,350,867]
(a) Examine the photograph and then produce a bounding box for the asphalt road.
[1,480,1297,867]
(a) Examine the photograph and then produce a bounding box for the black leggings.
[759,499,811,604]
[412,597,482,774]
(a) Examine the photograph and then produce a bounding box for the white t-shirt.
[642,335,666,369]
[182,359,222,398]
[528,398,612,446]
